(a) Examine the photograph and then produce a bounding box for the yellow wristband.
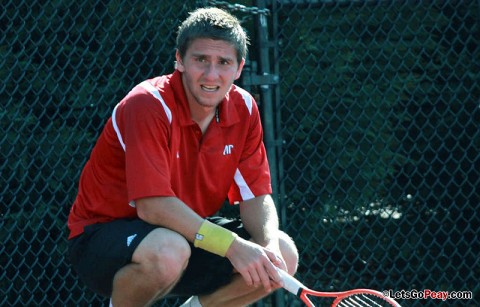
[194,220,238,257]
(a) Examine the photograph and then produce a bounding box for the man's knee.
[278,231,299,275]
[133,228,191,283]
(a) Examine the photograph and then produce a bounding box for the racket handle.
[277,269,305,296]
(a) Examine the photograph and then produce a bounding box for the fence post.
[254,1,279,203]
[254,2,285,306]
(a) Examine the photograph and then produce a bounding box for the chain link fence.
[1,0,479,306]
[274,1,479,306]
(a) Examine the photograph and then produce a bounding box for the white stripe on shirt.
[112,103,126,151]
[139,80,172,123]
[111,81,173,152]
[234,168,255,200]
[236,87,253,115]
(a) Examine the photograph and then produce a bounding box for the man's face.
[176,38,245,109]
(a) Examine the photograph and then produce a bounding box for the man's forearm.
[136,196,204,242]
[239,194,280,247]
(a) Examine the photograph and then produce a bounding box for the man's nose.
[204,63,220,79]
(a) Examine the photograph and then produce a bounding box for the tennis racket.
[278,269,401,307]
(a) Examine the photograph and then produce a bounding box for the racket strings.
[337,293,392,307]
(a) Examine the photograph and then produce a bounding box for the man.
[68,7,298,307]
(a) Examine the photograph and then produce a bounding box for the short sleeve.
[228,99,272,203]
[116,89,176,202]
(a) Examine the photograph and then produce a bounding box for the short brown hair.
[176,7,249,64]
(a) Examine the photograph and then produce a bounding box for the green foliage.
[277,1,480,301]
[278,2,446,213]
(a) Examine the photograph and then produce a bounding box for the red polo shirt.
[67,70,272,239]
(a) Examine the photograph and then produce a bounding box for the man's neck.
[190,105,217,134]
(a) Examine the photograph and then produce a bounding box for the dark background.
[1,1,479,306]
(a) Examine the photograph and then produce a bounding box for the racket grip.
[277,269,305,296]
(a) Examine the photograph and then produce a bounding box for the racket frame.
[278,269,401,307]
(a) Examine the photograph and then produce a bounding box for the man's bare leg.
[197,274,273,307]
[111,228,191,307]
[198,231,298,307]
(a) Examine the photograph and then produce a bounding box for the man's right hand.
[225,236,285,293]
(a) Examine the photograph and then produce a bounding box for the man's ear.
[235,58,246,80]
[175,50,185,72]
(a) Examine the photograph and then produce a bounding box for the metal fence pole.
[254,1,279,203]
[254,2,285,306]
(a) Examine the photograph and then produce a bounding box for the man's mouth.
[201,85,219,92]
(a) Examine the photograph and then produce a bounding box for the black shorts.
[68,217,250,298]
